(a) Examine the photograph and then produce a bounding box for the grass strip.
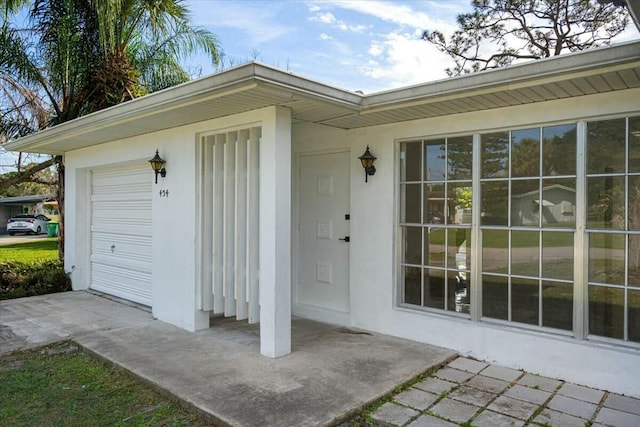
[0,341,214,427]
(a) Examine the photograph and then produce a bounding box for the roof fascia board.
[252,65,363,106]
[363,41,640,112]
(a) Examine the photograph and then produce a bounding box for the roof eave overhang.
[5,41,640,155]
[5,63,363,155]
[361,41,640,113]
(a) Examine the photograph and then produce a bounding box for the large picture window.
[586,116,640,343]
[480,124,576,331]
[397,114,640,346]
[399,136,473,315]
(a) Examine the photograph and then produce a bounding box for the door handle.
[339,236,350,242]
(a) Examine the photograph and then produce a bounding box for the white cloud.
[358,31,453,88]
[368,41,383,57]
[309,10,369,33]
[312,12,338,25]
[309,0,461,34]
[305,0,466,90]
[188,2,292,44]
[320,33,333,40]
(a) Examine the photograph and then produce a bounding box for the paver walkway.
[368,356,640,427]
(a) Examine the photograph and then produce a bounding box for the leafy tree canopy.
[423,0,632,76]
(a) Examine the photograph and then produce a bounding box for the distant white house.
[7,40,640,397]
[511,184,576,226]
[0,194,55,233]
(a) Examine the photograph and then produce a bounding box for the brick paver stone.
[557,382,605,404]
[407,414,458,427]
[447,357,489,373]
[504,384,552,405]
[487,395,541,421]
[472,409,524,427]
[434,367,474,383]
[371,402,419,426]
[414,377,456,394]
[533,408,588,427]
[449,385,497,407]
[516,373,561,392]
[603,393,640,416]
[466,374,511,394]
[429,398,480,423]
[395,388,440,411]
[480,365,523,382]
[547,394,597,419]
[595,407,640,427]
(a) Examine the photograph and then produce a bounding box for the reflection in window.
[543,124,576,176]
[480,125,576,331]
[481,132,509,178]
[512,128,540,177]
[586,116,640,343]
[399,137,473,315]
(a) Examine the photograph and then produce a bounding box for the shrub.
[0,260,71,300]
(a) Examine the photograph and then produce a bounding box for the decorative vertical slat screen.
[200,136,215,311]
[213,135,225,314]
[247,128,260,323]
[235,130,249,320]
[200,126,261,324]
[223,132,237,316]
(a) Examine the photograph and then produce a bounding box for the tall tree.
[0,0,221,258]
[423,0,632,76]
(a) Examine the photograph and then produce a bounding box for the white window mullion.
[574,120,587,340]
[470,133,482,322]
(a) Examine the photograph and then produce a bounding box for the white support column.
[259,106,292,358]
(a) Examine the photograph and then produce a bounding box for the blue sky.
[184,0,639,94]
[185,0,471,93]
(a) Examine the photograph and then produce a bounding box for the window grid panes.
[398,115,640,347]
[399,137,473,315]
[586,116,640,343]
[480,124,576,331]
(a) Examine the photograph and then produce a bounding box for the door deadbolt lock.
[339,236,350,242]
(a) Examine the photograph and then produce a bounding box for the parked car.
[6,214,51,235]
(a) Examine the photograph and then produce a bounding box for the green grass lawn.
[0,342,213,427]
[0,238,59,263]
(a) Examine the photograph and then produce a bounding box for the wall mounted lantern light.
[148,150,166,184]
[358,145,377,183]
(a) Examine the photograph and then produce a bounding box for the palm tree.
[1,0,221,257]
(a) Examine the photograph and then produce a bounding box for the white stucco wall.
[62,84,640,395]
[64,107,284,332]
[292,87,640,397]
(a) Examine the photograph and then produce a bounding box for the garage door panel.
[91,235,152,270]
[91,264,152,302]
[91,164,152,306]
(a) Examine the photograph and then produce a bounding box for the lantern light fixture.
[358,145,377,183]
[148,150,166,184]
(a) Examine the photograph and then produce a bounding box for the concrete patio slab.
[0,291,456,426]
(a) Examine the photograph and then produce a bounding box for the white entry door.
[297,151,350,317]
[90,164,153,306]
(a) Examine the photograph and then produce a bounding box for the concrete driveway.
[0,292,456,426]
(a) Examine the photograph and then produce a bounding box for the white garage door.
[90,164,152,306]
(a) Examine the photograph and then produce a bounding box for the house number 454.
[159,189,169,198]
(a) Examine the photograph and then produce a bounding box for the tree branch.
[0,156,57,190]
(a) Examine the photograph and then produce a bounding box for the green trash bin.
[47,222,59,237]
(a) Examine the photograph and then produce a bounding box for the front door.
[297,151,350,318]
